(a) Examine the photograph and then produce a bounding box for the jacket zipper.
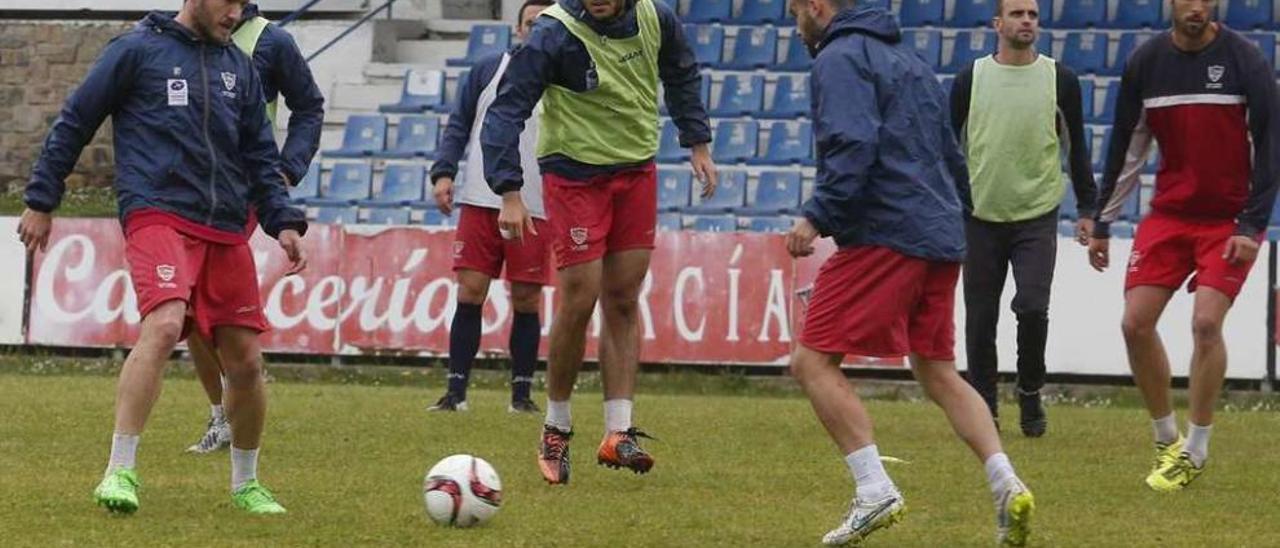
[199,45,219,226]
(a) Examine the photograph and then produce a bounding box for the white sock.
[545,399,572,431]
[107,433,140,474]
[603,399,633,433]
[1152,413,1179,445]
[984,452,1017,493]
[1184,422,1212,466]
[845,445,896,502]
[211,404,226,422]
[231,446,259,491]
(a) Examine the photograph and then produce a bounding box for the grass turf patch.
[2,369,1279,546]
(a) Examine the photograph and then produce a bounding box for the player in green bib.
[949,0,1096,438]
[184,1,325,456]
[480,0,717,485]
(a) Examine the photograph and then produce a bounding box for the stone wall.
[0,21,132,194]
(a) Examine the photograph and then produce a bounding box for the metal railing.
[277,0,402,63]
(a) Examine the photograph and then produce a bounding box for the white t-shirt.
[459,52,545,219]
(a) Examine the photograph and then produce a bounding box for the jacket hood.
[819,4,901,52]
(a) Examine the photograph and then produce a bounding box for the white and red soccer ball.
[422,454,503,527]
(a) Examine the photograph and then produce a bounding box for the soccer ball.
[422,454,503,527]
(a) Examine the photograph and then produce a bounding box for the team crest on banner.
[221,72,237,91]
[156,265,175,282]
[570,228,588,246]
[1208,65,1225,83]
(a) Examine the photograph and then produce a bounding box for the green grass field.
[3,362,1280,547]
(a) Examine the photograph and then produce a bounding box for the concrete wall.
[0,18,374,194]
[0,21,132,193]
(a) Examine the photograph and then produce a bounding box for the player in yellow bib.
[480,0,717,485]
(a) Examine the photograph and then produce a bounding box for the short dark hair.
[519,0,555,21]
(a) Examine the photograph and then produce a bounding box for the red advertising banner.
[26,220,806,365]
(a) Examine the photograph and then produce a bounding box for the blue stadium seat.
[1058,0,1107,28]
[1094,127,1112,173]
[324,115,388,158]
[903,30,943,70]
[657,213,684,231]
[719,27,778,70]
[732,0,787,24]
[420,207,454,227]
[742,171,802,215]
[1079,78,1096,128]
[951,0,996,27]
[1093,80,1119,124]
[763,74,810,119]
[1245,32,1277,71]
[686,0,732,23]
[692,215,738,232]
[315,206,358,225]
[657,168,693,212]
[1060,185,1078,220]
[447,25,511,67]
[899,0,945,27]
[1037,0,1055,28]
[1110,0,1163,28]
[1226,0,1273,30]
[376,116,440,159]
[746,217,795,233]
[945,31,996,73]
[290,163,320,203]
[657,119,689,163]
[379,69,446,113]
[711,74,765,117]
[691,170,747,213]
[312,163,373,205]
[363,164,426,207]
[712,121,760,164]
[685,24,725,67]
[1037,31,1054,57]
[1062,32,1108,75]
[938,75,955,102]
[364,207,411,225]
[750,121,813,166]
[1108,32,1158,75]
[777,32,813,72]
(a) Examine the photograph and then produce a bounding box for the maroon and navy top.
[1094,25,1280,237]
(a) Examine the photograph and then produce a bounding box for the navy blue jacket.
[431,50,506,183]
[803,6,971,262]
[481,0,711,193]
[239,3,326,185]
[25,12,305,238]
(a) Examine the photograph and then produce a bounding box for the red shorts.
[125,225,269,341]
[543,164,657,270]
[800,246,960,361]
[1125,213,1259,299]
[451,204,552,285]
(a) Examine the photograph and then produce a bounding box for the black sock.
[447,303,483,399]
[509,311,540,402]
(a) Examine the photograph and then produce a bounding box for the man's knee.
[1121,314,1158,341]
[511,283,542,314]
[1191,313,1225,343]
[141,301,187,349]
[455,271,491,305]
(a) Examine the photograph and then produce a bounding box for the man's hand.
[279,229,307,275]
[1088,237,1109,272]
[690,143,718,199]
[433,177,455,215]
[498,191,536,243]
[1075,218,1095,247]
[17,208,52,254]
[786,217,820,258]
[1223,235,1260,265]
